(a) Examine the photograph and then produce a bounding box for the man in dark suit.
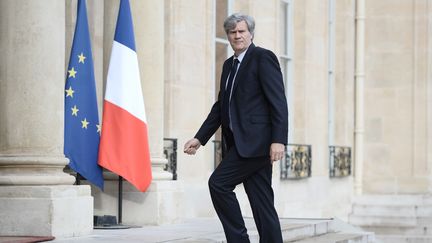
[184,13,288,243]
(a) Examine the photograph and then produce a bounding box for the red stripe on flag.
[98,101,152,192]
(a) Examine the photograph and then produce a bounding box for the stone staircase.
[199,217,375,243]
[348,194,432,243]
[50,217,374,243]
[278,218,374,243]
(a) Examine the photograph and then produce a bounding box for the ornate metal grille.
[329,146,351,177]
[163,138,177,180]
[213,141,312,180]
[280,144,312,180]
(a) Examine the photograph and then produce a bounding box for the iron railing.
[213,140,223,169]
[212,140,312,180]
[163,138,178,180]
[280,144,312,180]
[329,146,351,177]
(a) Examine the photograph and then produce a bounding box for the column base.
[0,155,76,185]
[0,185,93,237]
[152,157,173,180]
[93,179,183,225]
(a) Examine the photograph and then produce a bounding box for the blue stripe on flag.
[114,0,136,51]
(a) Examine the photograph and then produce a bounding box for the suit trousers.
[208,129,283,243]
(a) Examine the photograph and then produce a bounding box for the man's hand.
[184,138,201,155]
[270,143,285,162]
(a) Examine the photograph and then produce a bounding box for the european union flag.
[64,0,104,190]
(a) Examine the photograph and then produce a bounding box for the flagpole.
[76,173,81,185]
[118,176,123,224]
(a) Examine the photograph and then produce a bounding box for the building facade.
[0,0,431,238]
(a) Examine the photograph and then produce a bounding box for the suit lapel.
[232,43,255,95]
[221,59,232,88]
[220,57,234,101]
[220,43,256,102]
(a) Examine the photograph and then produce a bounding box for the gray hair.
[223,13,255,37]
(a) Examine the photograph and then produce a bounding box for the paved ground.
[1,218,339,243]
[51,218,246,243]
[50,217,327,243]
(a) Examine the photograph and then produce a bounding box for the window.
[280,0,293,142]
[213,0,234,160]
[215,0,233,97]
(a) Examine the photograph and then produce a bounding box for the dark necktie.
[221,58,239,128]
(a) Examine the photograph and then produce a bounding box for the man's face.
[227,20,253,55]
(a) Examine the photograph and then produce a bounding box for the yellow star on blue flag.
[64,0,104,190]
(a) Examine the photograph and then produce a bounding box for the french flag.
[98,0,152,192]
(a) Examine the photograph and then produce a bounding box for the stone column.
[428,0,432,187]
[164,0,215,218]
[102,0,171,181]
[93,0,179,226]
[132,0,171,180]
[0,0,93,237]
[354,0,365,195]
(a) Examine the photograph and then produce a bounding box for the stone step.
[417,205,432,216]
[249,218,333,242]
[50,217,373,243]
[376,234,432,243]
[352,195,432,206]
[169,218,370,243]
[360,225,432,236]
[166,218,336,243]
[349,215,417,227]
[417,217,432,226]
[352,204,417,217]
[352,204,432,218]
[286,232,374,243]
[349,195,432,242]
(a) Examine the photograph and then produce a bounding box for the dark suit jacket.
[195,43,288,158]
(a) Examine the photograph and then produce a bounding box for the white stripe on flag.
[105,41,147,123]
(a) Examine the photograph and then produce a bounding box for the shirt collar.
[234,47,248,63]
